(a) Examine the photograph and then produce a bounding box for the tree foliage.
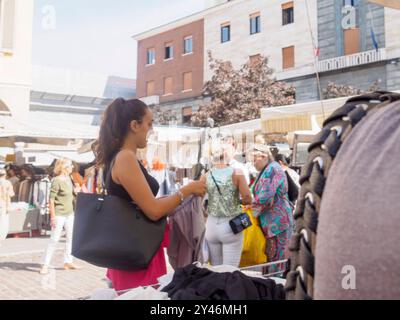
[191,52,295,127]
[323,80,382,100]
[151,105,178,126]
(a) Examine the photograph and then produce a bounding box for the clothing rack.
[78,260,288,300]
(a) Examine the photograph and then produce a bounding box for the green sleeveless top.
[206,167,242,218]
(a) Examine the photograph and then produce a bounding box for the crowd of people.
[88,98,300,292]
[1,97,300,292]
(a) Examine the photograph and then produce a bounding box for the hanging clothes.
[18,179,34,204]
[33,177,51,215]
[167,195,206,270]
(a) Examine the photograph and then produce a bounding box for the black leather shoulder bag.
[72,158,167,270]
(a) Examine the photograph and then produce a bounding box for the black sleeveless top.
[106,161,159,201]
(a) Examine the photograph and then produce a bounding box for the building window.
[343,28,360,55]
[165,42,173,60]
[343,0,355,6]
[0,0,16,52]
[183,72,193,91]
[163,77,173,95]
[221,23,230,43]
[182,106,193,124]
[183,36,193,54]
[282,46,295,69]
[250,13,261,35]
[146,81,155,96]
[282,2,294,26]
[146,48,155,65]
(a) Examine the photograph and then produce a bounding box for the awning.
[260,96,350,134]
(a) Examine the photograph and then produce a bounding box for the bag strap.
[103,157,117,196]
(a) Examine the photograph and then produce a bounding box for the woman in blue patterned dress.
[250,145,294,275]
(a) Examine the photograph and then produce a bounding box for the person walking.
[250,145,294,275]
[201,140,252,267]
[40,158,80,275]
[91,98,206,291]
[0,169,15,241]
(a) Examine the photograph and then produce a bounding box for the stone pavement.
[0,237,109,300]
[0,236,173,300]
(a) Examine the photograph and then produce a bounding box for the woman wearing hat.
[250,145,294,275]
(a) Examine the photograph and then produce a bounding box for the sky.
[32,0,207,79]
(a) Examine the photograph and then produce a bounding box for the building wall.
[320,63,387,92]
[0,0,33,119]
[287,76,319,103]
[136,19,204,104]
[384,7,400,60]
[203,0,318,82]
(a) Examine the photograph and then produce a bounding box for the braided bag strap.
[284,91,400,300]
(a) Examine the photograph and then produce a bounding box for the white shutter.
[1,0,16,52]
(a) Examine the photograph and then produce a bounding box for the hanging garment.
[239,208,267,268]
[161,264,285,300]
[18,179,34,203]
[167,195,206,270]
[33,177,51,215]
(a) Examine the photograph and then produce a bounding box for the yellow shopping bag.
[239,208,267,268]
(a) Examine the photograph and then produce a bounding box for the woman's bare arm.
[234,169,252,205]
[113,150,202,221]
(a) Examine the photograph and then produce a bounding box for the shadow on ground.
[0,262,42,272]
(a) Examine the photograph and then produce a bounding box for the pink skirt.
[106,223,170,292]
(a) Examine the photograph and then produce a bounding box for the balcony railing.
[317,48,386,73]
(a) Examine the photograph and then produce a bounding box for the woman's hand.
[186,180,206,197]
[242,204,253,212]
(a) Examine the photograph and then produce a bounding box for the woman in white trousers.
[40,158,80,275]
[201,140,252,267]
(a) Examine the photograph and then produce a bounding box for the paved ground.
[0,237,109,300]
[0,236,173,300]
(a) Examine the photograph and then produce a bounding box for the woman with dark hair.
[93,98,206,291]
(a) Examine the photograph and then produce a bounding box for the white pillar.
[14,142,25,165]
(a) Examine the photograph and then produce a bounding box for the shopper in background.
[19,164,35,181]
[0,169,15,241]
[275,154,300,206]
[40,158,80,275]
[201,139,252,267]
[222,135,250,185]
[71,161,88,194]
[6,165,20,202]
[250,145,294,275]
[275,154,300,188]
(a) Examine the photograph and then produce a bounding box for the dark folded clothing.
[161,264,286,300]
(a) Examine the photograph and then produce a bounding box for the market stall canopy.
[0,113,99,147]
[48,151,95,164]
[260,96,351,134]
